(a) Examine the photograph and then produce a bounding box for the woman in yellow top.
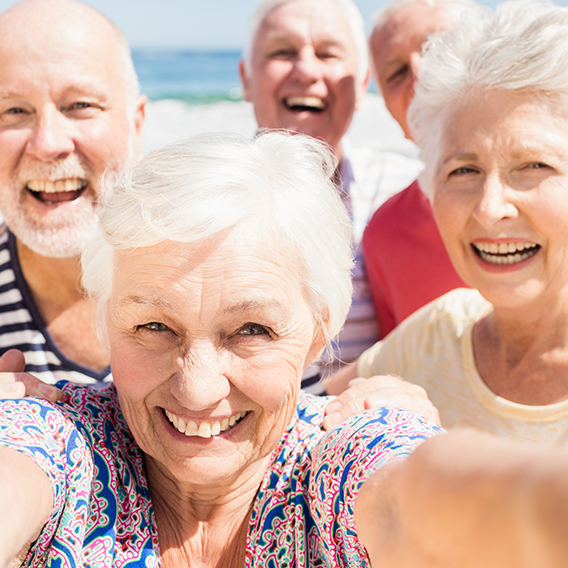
[327,0,568,445]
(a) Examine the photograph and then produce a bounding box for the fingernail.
[0,382,20,393]
[38,383,58,400]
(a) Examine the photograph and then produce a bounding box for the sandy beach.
[142,93,420,160]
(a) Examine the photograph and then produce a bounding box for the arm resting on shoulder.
[355,430,568,568]
[0,447,53,568]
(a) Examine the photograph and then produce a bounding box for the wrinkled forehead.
[0,6,127,92]
[375,3,450,50]
[111,231,307,316]
[255,0,357,49]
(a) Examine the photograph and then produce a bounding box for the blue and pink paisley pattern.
[0,383,440,567]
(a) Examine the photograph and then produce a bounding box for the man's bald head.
[0,0,146,259]
[0,0,140,114]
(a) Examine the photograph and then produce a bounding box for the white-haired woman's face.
[106,228,324,486]
[431,90,568,310]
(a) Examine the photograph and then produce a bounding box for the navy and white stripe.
[0,230,111,386]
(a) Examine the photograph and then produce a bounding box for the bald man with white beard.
[0,0,145,388]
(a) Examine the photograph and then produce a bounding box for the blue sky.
[0,0,566,49]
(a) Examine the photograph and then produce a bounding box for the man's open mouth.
[284,96,327,113]
[26,178,88,205]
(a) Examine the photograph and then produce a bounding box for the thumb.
[0,349,26,373]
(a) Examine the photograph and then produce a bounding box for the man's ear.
[134,94,147,135]
[133,94,147,161]
[239,60,252,102]
[355,68,370,111]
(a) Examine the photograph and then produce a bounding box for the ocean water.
[134,50,418,159]
[133,49,244,104]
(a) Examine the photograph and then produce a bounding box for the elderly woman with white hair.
[327,0,568,446]
[0,132,440,567]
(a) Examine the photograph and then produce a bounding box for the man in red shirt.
[363,0,477,337]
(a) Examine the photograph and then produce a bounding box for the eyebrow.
[223,299,288,316]
[442,151,479,165]
[116,295,173,310]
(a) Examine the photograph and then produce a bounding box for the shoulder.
[358,289,487,376]
[427,288,489,326]
[390,288,488,335]
[342,142,421,183]
[58,382,136,452]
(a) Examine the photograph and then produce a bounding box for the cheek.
[432,189,467,250]
[234,341,307,414]
[0,130,27,170]
[110,337,171,402]
[77,115,132,167]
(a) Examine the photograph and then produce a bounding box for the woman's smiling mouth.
[164,409,249,438]
[472,241,541,265]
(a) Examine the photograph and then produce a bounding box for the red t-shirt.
[362,179,467,338]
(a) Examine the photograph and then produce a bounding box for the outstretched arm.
[0,447,53,568]
[355,430,568,568]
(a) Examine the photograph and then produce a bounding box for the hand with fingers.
[0,349,62,403]
[323,375,440,431]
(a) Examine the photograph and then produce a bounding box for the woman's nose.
[472,174,518,227]
[172,344,231,411]
[25,106,74,162]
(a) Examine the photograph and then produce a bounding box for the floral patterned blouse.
[0,383,440,567]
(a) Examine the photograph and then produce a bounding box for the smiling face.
[432,91,568,310]
[0,2,145,258]
[108,229,324,488]
[370,2,450,140]
[240,0,366,159]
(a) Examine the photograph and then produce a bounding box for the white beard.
[0,136,137,259]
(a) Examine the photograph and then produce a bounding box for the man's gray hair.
[408,0,568,197]
[242,0,368,83]
[371,0,480,33]
[82,132,354,344]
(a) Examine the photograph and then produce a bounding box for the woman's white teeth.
[27,178,86,193]
[164,409,247,438]
[473,242,539,264]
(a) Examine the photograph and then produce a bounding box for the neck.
[15,238,109,372]
[17,239,84,320]
[146,454,269,568]
[474,296,568,405]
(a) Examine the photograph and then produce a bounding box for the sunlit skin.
[108,229,325,499]
[0,0,146,258]
[370,2,450,139]
[433,91,568,404]
[433,91,568,311]
[239,0,367,160]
